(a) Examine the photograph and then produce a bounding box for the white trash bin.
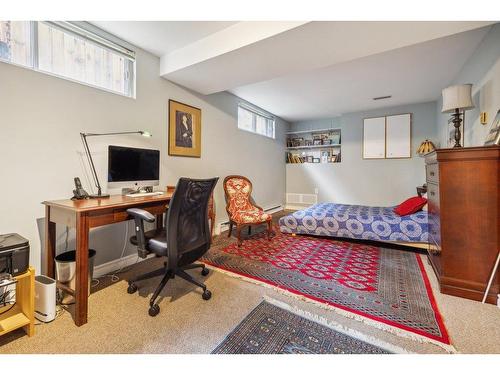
[55,249,96,305]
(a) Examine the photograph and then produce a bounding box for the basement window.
[238,104,275,139]
[0,21,136,98]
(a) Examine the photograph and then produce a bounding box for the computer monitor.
[107,145,160,188]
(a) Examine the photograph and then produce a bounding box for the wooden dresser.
[425,146,500,304]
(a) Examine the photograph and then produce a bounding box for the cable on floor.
[91,221,140,287]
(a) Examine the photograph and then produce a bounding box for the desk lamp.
[80,130,152,198]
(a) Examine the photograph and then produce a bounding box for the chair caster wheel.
[202,290,212,300]
[127,283,138,294]
[201,267,209,276]
[148,304,160,317]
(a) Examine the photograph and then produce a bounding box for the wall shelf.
[286,128,341,164]
[287,144,341,150]
[286,127,341,135]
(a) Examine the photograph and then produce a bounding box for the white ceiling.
[91,21,237,56]
[91,21,495,122]
[231,27,491,121]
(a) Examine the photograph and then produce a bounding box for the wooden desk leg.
[156,214,163,230]
[45,206,56,278]
[75,212,89,326]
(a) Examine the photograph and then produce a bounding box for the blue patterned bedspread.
[279,203,428,243]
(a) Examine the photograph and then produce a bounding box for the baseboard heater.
[218,205,282,233]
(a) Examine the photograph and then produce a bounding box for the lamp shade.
[441,84,474,113]
[417,139,436,155]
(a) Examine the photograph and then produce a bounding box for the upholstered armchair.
[223,175,272,246]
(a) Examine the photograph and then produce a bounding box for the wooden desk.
[42,193,172,326]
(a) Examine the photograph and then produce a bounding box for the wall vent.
[285,193,318,209]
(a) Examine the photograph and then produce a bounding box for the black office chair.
[126,177,218,317]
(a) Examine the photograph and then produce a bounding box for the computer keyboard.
[125,191,164,197]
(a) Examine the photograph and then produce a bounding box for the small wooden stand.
[0,267,35,337]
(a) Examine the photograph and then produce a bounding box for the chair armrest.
[127,208,156,222]
[127,208,155,258]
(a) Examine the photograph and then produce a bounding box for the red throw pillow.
[394,196,427,216]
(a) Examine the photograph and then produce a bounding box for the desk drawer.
[113,205,167,222]
[426,163,439,183]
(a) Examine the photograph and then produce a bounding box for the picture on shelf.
[306,155,313,163]
[313,139,322,145]
[312,158,320,163]
[321,151,329,163]
[291,137,304,147]
[330,134,341,144]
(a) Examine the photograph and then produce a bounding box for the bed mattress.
[279,203,428,243]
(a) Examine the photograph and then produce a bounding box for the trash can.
[55,249,96,305]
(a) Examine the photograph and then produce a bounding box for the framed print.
[484,109,500,146]
[168,100,201,157]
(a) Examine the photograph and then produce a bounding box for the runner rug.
[212,299,394,354]
[202,227,453,351]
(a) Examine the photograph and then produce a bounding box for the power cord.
[34,304,65,326]
[91,221,139,287]
[0,288,16,316]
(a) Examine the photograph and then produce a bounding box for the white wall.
[286,102,437,206]
[436,23,500,147]
[0,47,287,271]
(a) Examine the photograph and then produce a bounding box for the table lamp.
[80,130,152,198]
[441,84,475,148]
[417,139,436,155]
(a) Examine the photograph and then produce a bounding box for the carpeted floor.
[212,300,391,354]
[1,212,499,354]
[202,225,450,346]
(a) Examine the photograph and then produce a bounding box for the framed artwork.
[168,100,201,157]
[484,109,500,146]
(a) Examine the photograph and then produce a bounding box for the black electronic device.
[0,233,30,276]
[72,177,90,200]
[108,145,160,188]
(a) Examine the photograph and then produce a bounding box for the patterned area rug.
[202,227,452,350]
[212,300,392,354]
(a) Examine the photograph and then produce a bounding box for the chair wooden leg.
[236,224,242,246]
[267,221,272,240]
[228,222,233,238]
[210,215,215,239]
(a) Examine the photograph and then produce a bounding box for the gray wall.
[436,23,500,147]
[286,101,437,206]
[0,47,287,271]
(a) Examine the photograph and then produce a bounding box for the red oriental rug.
[202,227,453,351]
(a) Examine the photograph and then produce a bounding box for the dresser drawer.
[425,163,439,183]
[427,182,440,213]
[428,219,441,250]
